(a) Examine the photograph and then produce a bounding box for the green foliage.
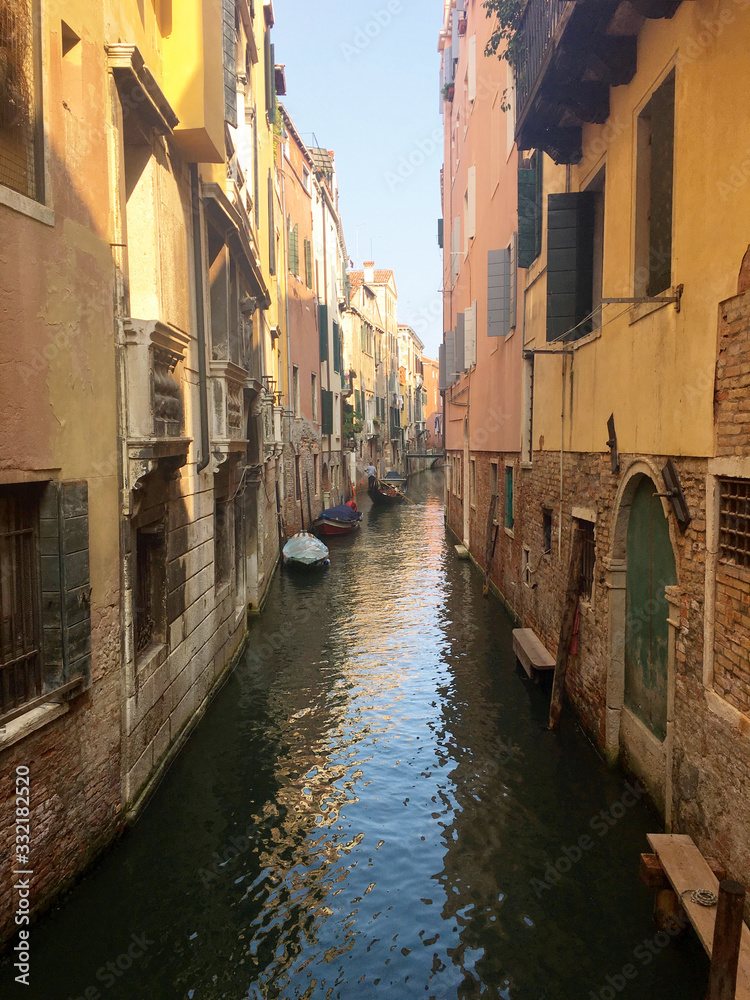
[343,403,363,439]
[482,0,525,65]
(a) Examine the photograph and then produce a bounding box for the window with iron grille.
[576,519,596,601]
[0,0,44,202]
[135,524,166,655]
[0,485,42,719]
[719,478,750,569]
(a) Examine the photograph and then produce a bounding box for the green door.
[624,477,676,741]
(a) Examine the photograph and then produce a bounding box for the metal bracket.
[601,284,684,313]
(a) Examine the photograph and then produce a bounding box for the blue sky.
[273,0,445,357]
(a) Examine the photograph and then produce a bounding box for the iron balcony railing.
[514,0,569,125]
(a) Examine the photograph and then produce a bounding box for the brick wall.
[716,289,750,457]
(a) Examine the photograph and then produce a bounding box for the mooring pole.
[706,879,746,1000]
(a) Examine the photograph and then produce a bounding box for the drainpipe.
[190,164,210,474]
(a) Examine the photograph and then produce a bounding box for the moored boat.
[382,470,408,490]
[282,531,330,568]
[312,503,362,537]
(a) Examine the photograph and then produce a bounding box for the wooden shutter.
[253,115,260,228]
[264,32,274,117]
[445,329,456,385]
[488,248,510,337]
[518,163,539,269]
[332,322,340,373]
[468,35,477,103]
[546,192,595,342]
[40,482,92,691]
[304,238,313,289]
[464,300,476,367]
[452,216,460,284]
[467,166,476,241]
[648,73,675,296]
[321,389,334,435]
[318,303,328,361]
[222,0,238,127]
[509,232,517,331]
[438,218,443,249]
[455,312,465,372]
[267,170,275,276]
[439,344,446,390]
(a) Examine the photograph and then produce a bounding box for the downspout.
[190,164,211,474]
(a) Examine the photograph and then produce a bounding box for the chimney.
[363,260,375,283]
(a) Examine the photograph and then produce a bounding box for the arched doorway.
[607,463,678,817]
[624,475,676,741]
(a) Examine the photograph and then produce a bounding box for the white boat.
[282,531,330,569]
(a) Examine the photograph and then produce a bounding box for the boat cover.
[319,504,362,522]
[283,531,329,564]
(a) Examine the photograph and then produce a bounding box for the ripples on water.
[0,472,707,1000]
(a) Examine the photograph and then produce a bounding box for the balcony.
[514,0,683,163]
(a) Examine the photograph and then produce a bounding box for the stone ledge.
[705,689,750,740]
[0,703,69,754]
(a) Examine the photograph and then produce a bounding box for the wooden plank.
[513,628,556,678]
[648,834,750,1000]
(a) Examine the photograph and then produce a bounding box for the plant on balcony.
[442,81,455,102]
[482,0,525,67]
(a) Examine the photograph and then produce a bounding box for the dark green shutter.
[504,467,514,529]
[438,218,444,249]
[546,191,595,342]
[518,164,539,269]
[264,32,274,117]
[40,481,92,691]
[321,389,334,435]
[318,303,328,361]
[332,322,340,373]
[648,73,675,296]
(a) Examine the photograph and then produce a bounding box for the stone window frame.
[0,0,54,226]
[704,458,750,736]
[572,506,597,610]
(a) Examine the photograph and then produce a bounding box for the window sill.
[504,526,515,538]
[137,641,167,679]
[0,702,69,754]
[0,186,54,227]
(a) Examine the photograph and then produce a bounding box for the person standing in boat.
[365,463,377,488]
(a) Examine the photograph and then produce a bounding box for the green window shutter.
[305,238,313,289]
[293,225,299,275]
[518,164,539,269]
[438,218,444,249]
[333,322,340,373]
[318,303,328,362]
[546,191,595,342]
[321,389,334,435]
[40,481,92,691]
[264,33,274,117]
[267,170,276,276]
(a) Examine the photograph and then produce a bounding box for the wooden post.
[482,494,499,598]
[275,480,286,546]
[295,458,304,530]
[548,525,584,729]
[706,880,746,1000]
[305,472,314,530]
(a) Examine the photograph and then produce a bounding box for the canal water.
[2,471,708,1000]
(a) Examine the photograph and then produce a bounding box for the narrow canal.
[2,471,708,1000]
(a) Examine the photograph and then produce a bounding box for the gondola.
[368,479,408,506]
[282,531,330,569]
[312,503,362,537]
[382,470,408,490]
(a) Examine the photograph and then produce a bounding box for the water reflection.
[0,472,707,1000]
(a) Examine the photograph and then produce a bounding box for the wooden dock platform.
[647,833,750,999]
[512,628,555,678]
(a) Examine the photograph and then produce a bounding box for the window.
[454,456,462,498]
[576,519,596,602]
[719,478,750,568]
[504,466,514,531]
[321,389,333,436]
[294,454,301,500]
[0,0,44,203]
[311,372,319,422]
[234,494,244,599]
[523,546,532,588]
[288,219,299,276]
[543,508,553,555]
[470,459,476,509]
[635,71,675,298]
[313,453,319,495]
[292,365,300,417]
[135,521,166,655]
[332,322,341,374]
[0,485,41,717]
